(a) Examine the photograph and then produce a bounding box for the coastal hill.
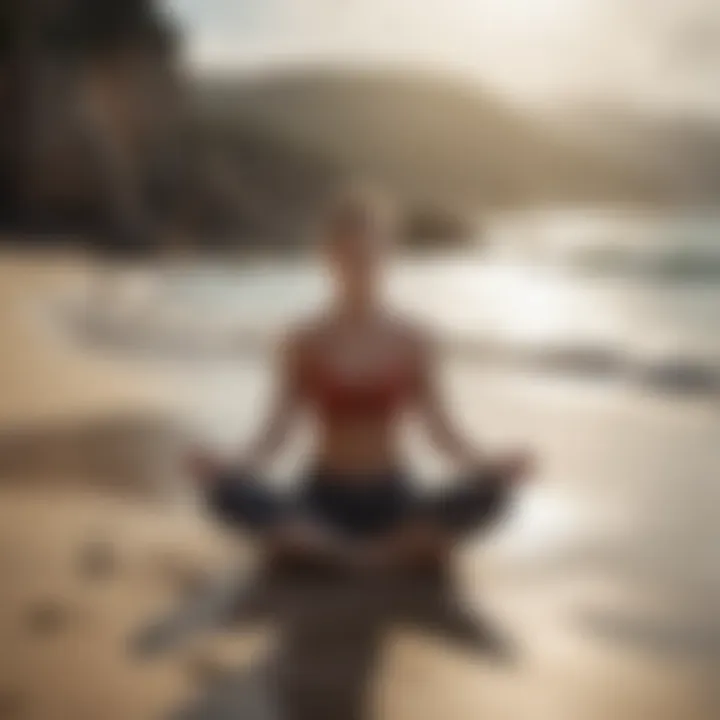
[0,0,684,253]
[192,67,658,216]
[549,101,720,205]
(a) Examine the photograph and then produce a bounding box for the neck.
[336,292,376,322]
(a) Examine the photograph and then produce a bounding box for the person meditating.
[190,188,533,572]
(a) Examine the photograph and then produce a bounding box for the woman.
[192,189,533,572]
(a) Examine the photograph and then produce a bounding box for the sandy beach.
[0,251,718,720]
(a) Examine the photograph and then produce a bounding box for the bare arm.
[239,332,305,471]
[414,332,484,469]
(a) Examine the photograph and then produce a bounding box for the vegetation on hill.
[1,1,701,256]
[194,68,656,212]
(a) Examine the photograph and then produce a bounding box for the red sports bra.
[300,354,418,420]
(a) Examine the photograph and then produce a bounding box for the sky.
[165,0,720,114]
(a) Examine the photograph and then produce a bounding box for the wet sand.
[0,252,718,719]
[0,251,184,492]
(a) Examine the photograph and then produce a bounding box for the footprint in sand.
[0,688,24,718]
[154,551,213,598]
[76,538,119,581]
[24,598,79,637]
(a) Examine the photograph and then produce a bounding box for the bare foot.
[357,525,451,575]
[264,522,353,571]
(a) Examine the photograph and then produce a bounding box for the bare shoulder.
[278,315,328,358]
[389,314,438,357]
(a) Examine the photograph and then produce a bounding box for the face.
[324,208,388,299]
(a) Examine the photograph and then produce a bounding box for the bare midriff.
[315,418,403,476]
[298,338,418,478]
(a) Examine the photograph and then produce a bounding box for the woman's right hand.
[185,447,225,485]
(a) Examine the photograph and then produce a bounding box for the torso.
[294,313,424,478]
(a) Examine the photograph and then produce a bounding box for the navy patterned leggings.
[206,467,510,540]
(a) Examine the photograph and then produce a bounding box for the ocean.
[95,212,720,608]
[147,209,720,390]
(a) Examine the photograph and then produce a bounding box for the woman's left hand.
[185,447,226,485]
[485,448,536,485]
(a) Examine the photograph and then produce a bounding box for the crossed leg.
[357,474,513,572]
[191,452,520,573]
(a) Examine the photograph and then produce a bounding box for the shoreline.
[0,249,183,490]
[0,249,717,719]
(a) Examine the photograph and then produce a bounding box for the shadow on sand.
[575,607,720,663]
[132,565,516,720]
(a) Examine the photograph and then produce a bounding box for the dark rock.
[401,205,474,248]
[0,688,23,718]
[185,650,234,686]
[77,539,118,580]
[637,359,720,395]
[25,599,73,636]
[155,552,211,598]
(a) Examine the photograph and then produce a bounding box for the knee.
[205,473,279,530]
[205,476,243,526]
[442,475,512,535]
[474,476,511,520]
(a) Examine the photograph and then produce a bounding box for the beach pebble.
[24,598,75,636]
[154,551,211,597]
[77,538,119,580]
[185,648,234,686]
[0,688,23,718]
[637,360,720,395]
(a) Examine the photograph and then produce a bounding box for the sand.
[0,484,715,720]
[0,250,717,720]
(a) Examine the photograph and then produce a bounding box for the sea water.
[85,211,720,648]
